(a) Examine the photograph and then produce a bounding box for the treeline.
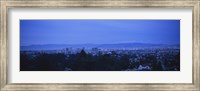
[20,49,180,71]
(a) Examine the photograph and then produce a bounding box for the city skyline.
[20,20,180,46]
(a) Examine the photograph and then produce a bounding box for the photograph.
[20,20,180,71]
[1,0,198,90]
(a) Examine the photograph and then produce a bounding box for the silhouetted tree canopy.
[20,49,180,71]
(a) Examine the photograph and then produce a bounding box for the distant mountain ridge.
[20,43,180,50]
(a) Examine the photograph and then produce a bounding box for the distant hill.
[20,43,180,51]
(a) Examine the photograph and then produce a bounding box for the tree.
[80,49,87,57]
[20,53,29,71]
[35,53,66,71]
[152,61,163,71]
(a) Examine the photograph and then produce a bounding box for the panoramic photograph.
[20,20,180,71]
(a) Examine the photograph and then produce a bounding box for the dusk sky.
[20,20,180,46]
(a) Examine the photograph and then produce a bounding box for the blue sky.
[20,20,180,46]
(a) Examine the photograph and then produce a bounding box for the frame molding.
[0,0,200,91]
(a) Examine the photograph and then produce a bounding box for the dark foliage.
[20,49,180,71]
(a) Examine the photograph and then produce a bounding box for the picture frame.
[0,0,199,91]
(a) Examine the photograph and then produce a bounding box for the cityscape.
[20,20,180,71]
